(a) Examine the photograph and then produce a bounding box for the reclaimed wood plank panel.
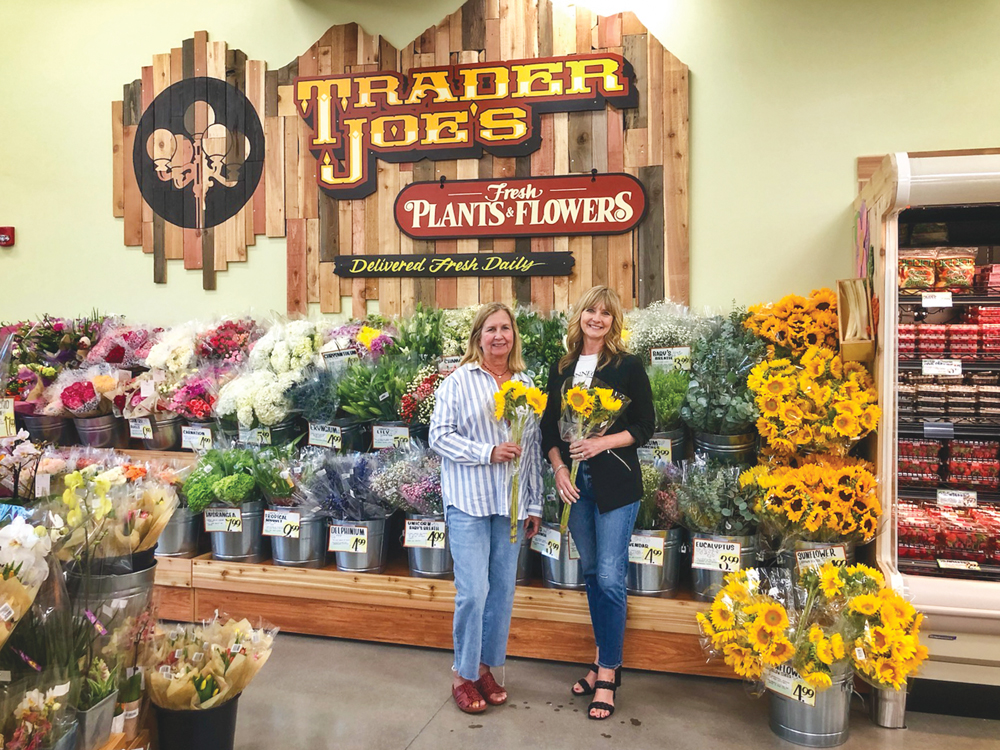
[512,156,532,307]
[193,33,211,276]
[246,60,267,238]
[351,197,367,319]
[567,111,592,173]
[623,34,647,130]
[477,155,495,305]
[624,127,647,168]
[398,170,416,316]
[264,116,285,236]
[283,116,300,221]
[455,155,480,309]
[299,116,317,221]
[491,156,516,306]
[575,6,593,53]
[598,13,622,49]
[378,37,398,71]
[152,216,166,283]
[607,105,624,172]
[319,262,340,313]
[226,47,248,262]
[646,35,663,164]
[608,232,632,308]
[286,218,308,315]
[449,8,463,53]
[486,0,500,19]
[499,0,515,60]
[111,101,124,218]
[551,111,570,310]
[140,68,153,228]
[338,200,353,299]
[463,0,486,51]
[621,11,645,36]
[410,159,437,309]
[362,166,380,305]
[537,0,553,56]
[264,70,278,118]
[530,114,554,312]
[592,234,608,289]
[485,18,500,61]
[592,109,608,174]
[434,161,458,310]
[306,217,320,304]
[663,50,690,304]
[568,234,592,303]
[202,225,216,290]
[122,126,142,247]
[142,220,152,257]
[150,53,170,277]
[378,164,402,316]
[638,165,664,307]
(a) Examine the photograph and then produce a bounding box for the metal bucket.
[405,513,453,579]
[74,414,127,449]
[693,431,757,465]
[142,414,183,451]
[157,507,202,557]
[66,560,157,624]
[540,522,585,590]
[652,427,687,463]
[21,413,76,445]
[627,527,682,597]
[331,517,390,573]
[271,507,327,568]
[76,690,118,750]
[266,416,306,446]
[870,687,906,728]
[330,418,371,453]
[210,500,267,563]
[516,533,532,584]
[769,672,852,747]
[691,532,758,602]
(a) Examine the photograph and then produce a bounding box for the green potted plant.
[76,657,119,750]
[337,358,418,449]
[628,461,684,598]
[648,367,690,460]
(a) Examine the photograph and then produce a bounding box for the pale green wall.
[1,0,998,323]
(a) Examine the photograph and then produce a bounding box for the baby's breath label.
[629,535,665,566]
[129,417,154,440]
[205,507,242,533]
[263,510,300,539]
[373,424,410,449]
[765,664,816,706]
[692,539,741,572]
[794,545,846,572]
[328,524,368,553]
[530,526,562,560]
[404,519,446,549]
[650,346,692,371]
[1,398,15,438]
[308,422,343,449]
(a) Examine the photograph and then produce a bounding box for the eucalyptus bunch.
[676,457,758,536]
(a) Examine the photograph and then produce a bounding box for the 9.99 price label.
[764,664,816,706]
[628,535,665,566]
[691,539,742,572]
[403,519,446,549]
[263,510,300,539]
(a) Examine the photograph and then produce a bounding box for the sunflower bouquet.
[744,289,839,358]
[494,380,547,542]
[747,347,880,457]
[558,378,631,532]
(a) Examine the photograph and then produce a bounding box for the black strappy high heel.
[587,679,618,720]
[571,664,621,696]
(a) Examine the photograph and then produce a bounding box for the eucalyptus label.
[309,422,343,449]
[373,424,410,449]
[691,539,741,572]
[530,526,562,560]
[182,425,213,451]
[649,346,691,371]
[328,524,368,553]
[263,509,300,538]
[628,535,665,566]
[795,545,846,572]
[1,398,15,438]
[204,507,243,533]
[238,426,272,445]
[129,417,154,440]
[764,664,816,706]
[403,519,446,548]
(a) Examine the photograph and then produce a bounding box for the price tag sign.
[263,509,300,538]
[321,347,359,372]
[937,559,981,572]
[308,422,343,449]
[629,534,665,566]
[0,670,11,683]
[374,424,410,449]
[650,346,692,371]
[438,355,463,374]
[765,664,816,706]
[328,524,369,553]
[35,473,51,497]
[921,291,953,308]
[922,359,963,376]
[238,426,272,445]
[647,438,672,463]
[794,545,846,572]
[403,519,447,549]
[530,526,562,560]
[140,380,156,398]
[567,532,580,561]
[129,417,154,440]
[204,507,243,533]
[936,489,978,508]
[182,425,213,451]
[692,538,742,572]
[1,398,15,438]
[0,602,14,622]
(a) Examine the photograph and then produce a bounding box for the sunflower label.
[794,545,847,572]
[182,425,213,451]
[922,359,962,376]
[921,292,953,308]
[129,418,154,440]
[854,647,866,662]
[936,489,977,508]
[404,519,446,549]
[937,559,981,571]
[531,526,563,560]
[204,507,242,533]
[567,532,580,560]
[628,535,665,566]
[438,356,463,374]
[374,424,410,449]
[328,524,368,553]
[692,539,742,572]
[649,346,692,371]
[1,399,15,438]
[263,510,300,539]
[308,422,343,450]
[764,664,816,706]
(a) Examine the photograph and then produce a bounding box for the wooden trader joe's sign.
[112,0,689,318]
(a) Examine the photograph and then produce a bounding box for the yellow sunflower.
[815,638,834,665]
[762,637,795,666]
[758,395,782,417]
[493,391,506,421]
[819,565,843,598]
[747,618,774,651]
[831,411,859,437]
[595,387,622,412]
[830,633,846,660]
[565,387,594,416]
[849,594,880,617]
[808,625,825,644]
[759,602,790,634]
[710,599,736,631]
[803,671,832,690]
[526,388,548,416]
[859,405,880,432]
[763,376,793,398]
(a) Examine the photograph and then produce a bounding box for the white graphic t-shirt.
[573,354,598,387]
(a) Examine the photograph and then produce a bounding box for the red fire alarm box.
[0,227,14,247]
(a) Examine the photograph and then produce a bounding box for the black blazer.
[540,353,655,513]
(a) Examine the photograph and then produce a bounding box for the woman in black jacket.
[540,285,654,721]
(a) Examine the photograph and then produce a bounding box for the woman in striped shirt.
[429,302,543,715]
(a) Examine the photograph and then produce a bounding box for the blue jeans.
[567,464,639,670]
[446,506,523,681]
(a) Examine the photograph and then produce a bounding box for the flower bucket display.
[689,531,758,602]
[692,431,758,465]
[74,414,126,449]
[155,695,242,750]
[268,504,327,569]
[768,670,852,748]
[157,506,203,557]
[516,533,533,584]
[627,527,683,598]
[76,689,119,750]
[21,412,76,445]
[139,412,183,451]
[403,512,452,579]
[66,560,158,623]
[329,517,390,573]
[207,499,267,563]
[535,521,584,590]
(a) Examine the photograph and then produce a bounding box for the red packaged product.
[898,456,941,474]
[899,249,937,289]
[943,474,1000,490]
[946,457,1000,478]
[949,440,999,459]
[899,439,942,458]
[937,514,990,563]
[935,248,978,289]
[899,471,944,486]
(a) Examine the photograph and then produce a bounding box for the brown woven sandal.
[452,681,488,714]
[474,671,508,706]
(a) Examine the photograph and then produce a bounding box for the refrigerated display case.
[856,151,1000,688]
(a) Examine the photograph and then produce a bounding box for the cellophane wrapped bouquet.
[295,450,388,521]
[370,442,443,516]
[40,365,128,418]
[0,515,53,649]
[84,320,161,368]
[493,379,546,541]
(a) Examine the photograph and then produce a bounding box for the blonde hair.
[559,285,628,373]
[459,303,526,373]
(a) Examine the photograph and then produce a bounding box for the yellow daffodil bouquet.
[558,378,631,532]
[740,455,881,546]
[747,347,880,457]
[493,380,548,542]
[744,289,839,358]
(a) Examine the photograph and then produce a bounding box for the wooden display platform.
[153,551,730,678]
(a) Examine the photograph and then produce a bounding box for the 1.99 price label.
[328,524,368,553]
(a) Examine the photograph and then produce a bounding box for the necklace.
[481,361,510,379]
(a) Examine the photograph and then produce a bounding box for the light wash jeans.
[567,463,639,670]
[446,505,523,681]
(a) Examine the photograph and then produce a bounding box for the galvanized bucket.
[870,686,906,728]
[693,431,757,465]
[266,416,306,446]
[516,533,532,584]
[405,513,453,579]
[66,560,157,624]
[210,500,267,563]
[691,532,758,602]
[331,517,390,573]
[141,413,183,451]
[627,527,682,597]
[330,418,371,453]
[157,506,202,557]
[74,414,127,449]
[21,413,76,445]
[270,507,328,569]
[769,672,852,747]
[652,427,687,463]
[76,690,118,750]
[540,522,585,590]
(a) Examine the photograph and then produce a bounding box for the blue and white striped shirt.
[429,363,542,519]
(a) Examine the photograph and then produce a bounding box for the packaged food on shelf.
[898,248,938,289]
[946,457,1000,478]
[899,438,941,458]
[934,248,979,289]
[897,503,939,561]
[943,473,1000,490]
[949,440,1000,459]
[898,456,941,474]
[899,471,944,486]
[938,512,992,563]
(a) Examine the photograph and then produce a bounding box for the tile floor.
[232,634,998,749]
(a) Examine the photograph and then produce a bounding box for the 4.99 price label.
[628,535,665,566]
[765,664,816,706]
[403,519,446,549]
[691,539,741,572]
